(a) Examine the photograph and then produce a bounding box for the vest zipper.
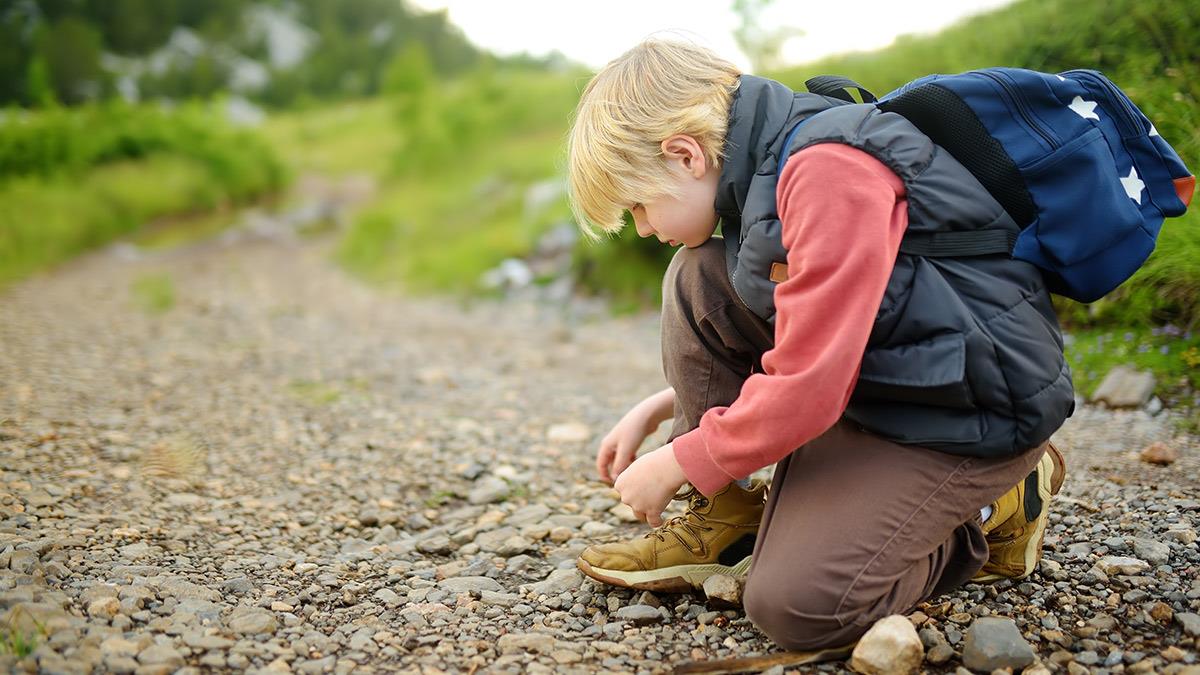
[1059,69,1143,137]
[977,70,1059,151]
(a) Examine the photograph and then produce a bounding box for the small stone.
[926,643,954,665]
[546,423,591,443]
[468,477,510,505]
[1139,441,1179,466]
[1149,601,1174,623]
[849,614,923,675]
[961,617,1036,671]
[1165,527,1197,545]
[228,610,278,635]
[437,576,504,594]
[137,645,184,667]
[8,550,37,574]
[614,605,663,625]
[1094,556,1151,576]
[497,632,557,655]
[1131,537,1170,565]
[581,521,614,537]
[1176,612,1200,637]
[637,591,661,609]
[88,597,121,619]
[702,574,743,609]
[523,569,582,597]
[608,503,640,523]
[1161,645,1186,662]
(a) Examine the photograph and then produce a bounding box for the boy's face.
[628,135,719,249]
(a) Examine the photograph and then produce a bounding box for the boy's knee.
[663,238,727,298]
[743,571,870,651]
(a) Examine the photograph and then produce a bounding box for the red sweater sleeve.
[671,143,909,497]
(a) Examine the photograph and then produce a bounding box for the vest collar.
[715,75,803,222]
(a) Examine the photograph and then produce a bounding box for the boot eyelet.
[696,498,708,508]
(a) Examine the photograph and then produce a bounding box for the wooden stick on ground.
[672,643,856,674]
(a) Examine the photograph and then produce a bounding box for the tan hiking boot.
[973,442,1067,582]
[577,479,767,593]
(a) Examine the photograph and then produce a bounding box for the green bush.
[0,102,286,286]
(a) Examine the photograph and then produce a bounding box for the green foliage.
[0,99,285,184]
[1065,326,1198,408]
[573,215,676,314]
[131,273,176,314]
[0,0,491,109]
[0,102,286,287]
[1,622,40,658]
[770,0,1200,328]
[332,67,584,295]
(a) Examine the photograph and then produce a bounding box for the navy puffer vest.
[718,75,1075,456]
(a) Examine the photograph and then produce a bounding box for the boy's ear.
[661,135,707,177]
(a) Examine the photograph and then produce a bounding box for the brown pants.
[661,238,1046,651]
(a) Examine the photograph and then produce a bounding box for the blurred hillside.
[0,0,1196,406]
[0,0,567,108]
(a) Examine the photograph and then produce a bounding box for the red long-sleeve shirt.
[671,142,910,497]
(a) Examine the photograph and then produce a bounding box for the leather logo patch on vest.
[769,262,790,283]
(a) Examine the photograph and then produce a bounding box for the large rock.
[849,614,924,675]
[1090,366,1155,408]
[702,574,743,609]
[962,617,1036,671]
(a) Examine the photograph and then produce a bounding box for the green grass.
[0,102,286,288]
[1065,326,1199,407]
[259,99,399,177]
[332,90,578,295]
[130,273,175,314]
[1,609,46,658]
[285,377,370,406]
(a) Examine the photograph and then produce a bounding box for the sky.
[407,0,1017,71]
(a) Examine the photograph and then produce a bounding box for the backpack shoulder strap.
[805,75,877,103]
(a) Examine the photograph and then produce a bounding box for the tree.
[731,0,804,73]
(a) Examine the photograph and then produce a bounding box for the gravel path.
[0,211,1197,674]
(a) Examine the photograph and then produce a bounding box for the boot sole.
[975,443,1065,583]
[577,555,752,593]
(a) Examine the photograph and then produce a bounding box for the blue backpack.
[798,69,1195,303]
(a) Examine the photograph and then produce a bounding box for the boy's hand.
[596,406,655,485]
[612,443,689,527]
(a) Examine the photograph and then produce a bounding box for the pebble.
[1094,556,1152,575]
[614,605,663,626]
[227,610,278,635]
[961,617,1036,671]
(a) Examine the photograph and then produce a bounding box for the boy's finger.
[646,512,663,527]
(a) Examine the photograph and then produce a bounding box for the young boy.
[566,38,1072,652]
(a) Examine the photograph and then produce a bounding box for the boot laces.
[644,485,713,550]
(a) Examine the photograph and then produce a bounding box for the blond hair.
[567,37,742,243]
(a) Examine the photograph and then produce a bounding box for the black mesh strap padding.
[805,75,877,103]
[899,229,1018,258]
[878,83,1037,227]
